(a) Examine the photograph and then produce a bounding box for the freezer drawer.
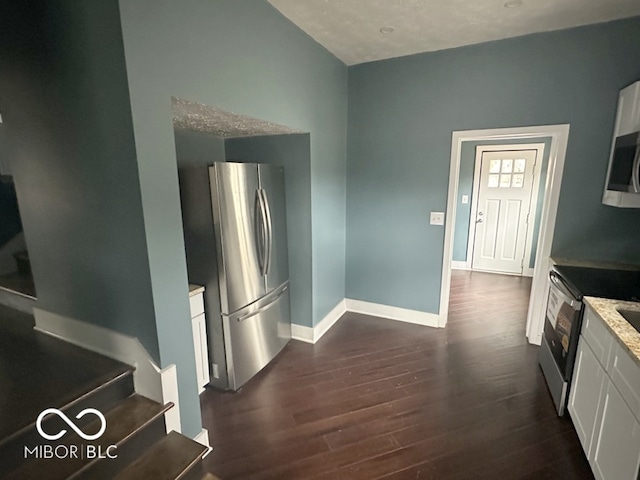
[222,282,291,390]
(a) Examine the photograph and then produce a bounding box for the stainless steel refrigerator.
[179,161,291,391]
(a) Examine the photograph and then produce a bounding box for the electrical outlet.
[430,212,445,225]
[212,363,220,379]
[461,195,469,204]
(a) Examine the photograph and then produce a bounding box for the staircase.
[0,304,216,480]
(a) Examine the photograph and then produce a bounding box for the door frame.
[465,143,545,277]
[439,124,570,346]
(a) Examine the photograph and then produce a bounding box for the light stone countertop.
[189,284,205,297]
[584,296,640,365]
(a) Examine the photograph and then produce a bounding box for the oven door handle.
[549,272,581,311]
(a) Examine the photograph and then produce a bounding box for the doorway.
[467,144,544,277]
[439,125,570,346]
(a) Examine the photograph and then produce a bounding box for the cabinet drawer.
[582,306,614,368]
[608,340,640,422]
[189,292,205,318]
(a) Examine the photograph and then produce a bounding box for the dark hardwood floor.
[200,271,593,479]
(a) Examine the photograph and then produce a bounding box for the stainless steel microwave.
[603,131,640,208]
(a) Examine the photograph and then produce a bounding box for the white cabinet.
[189,287,210,393]
[568,339,607,455]
[615,81,640,137]
[591,380,640,480]
[569,305,640,479]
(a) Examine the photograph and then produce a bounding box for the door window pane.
[512,174,524,188]
[500,174,512,188]
[514,159,526,173]
[488,174,500,188]
[501,159,513,173]
[489,160,501,173]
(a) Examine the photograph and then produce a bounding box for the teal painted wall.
[346,17,640,314]
[0,1,160,359]
[117,0,348,341]
[118,0,347,434]
[226,134,313,327]
[453,137,552,269]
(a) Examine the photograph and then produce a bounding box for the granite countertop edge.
[584,296,640,364]
[189,284,205,297]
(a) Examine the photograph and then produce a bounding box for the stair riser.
[72,414,167,480]
[0,372,134,476]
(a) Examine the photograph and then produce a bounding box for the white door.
[471,149,538,275]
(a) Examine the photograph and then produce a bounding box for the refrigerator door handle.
[632,148,640,193]
[236,284,288,322]
[261,188,273,276]
[254,189,267,275]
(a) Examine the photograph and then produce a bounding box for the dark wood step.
[113,431,207,480]
[5,394,170,480]
[200,474,222,480]
[0,304,135,476]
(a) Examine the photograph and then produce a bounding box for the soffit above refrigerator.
[171,97,303,139]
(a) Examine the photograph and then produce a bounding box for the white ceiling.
[268,0,640,65]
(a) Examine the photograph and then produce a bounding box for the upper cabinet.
[602,81,640,208]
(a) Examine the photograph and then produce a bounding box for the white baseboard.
[523,267,534,277]
[291,299,346,344]
[194,428,212,458]
[451,261,470,270]
[344,299,441,328]
[33,308,182,434]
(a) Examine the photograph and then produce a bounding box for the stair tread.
[114,431,207,480]
[0,304,134,444]
[6,395,169,480]
[201,474,222,480]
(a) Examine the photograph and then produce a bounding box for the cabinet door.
[591,381,640,480]
[569,337,607,455]
[616,82,640,137]
[192,313,210,393]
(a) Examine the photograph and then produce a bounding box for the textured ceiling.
[172,97,302,138]
[268,0,640,65]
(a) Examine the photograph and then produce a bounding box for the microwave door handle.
[632,148,640,193]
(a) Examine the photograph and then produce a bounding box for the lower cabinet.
[192,313,210,394]
[591,380,640,480]
[569,306,640,480]
[568,339,607,455]
[190,289,210,394]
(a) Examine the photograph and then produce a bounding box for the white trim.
[345,299,441,328]
[160,364,181,434]
[523,267,535,277]
[291,299,346,344]
[32,308,186,433]
[466,143,545,276]
[451,261,470,270]
[290,323,314,343]
[442,124,570,345]
[194,428,213,458]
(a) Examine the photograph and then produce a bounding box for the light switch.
[461,195,469,204]
[430,212,445,225]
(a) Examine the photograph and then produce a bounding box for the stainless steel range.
[539,264,640,415]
